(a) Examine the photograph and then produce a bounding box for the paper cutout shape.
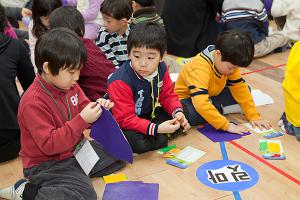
[244,123,284,138]
[166,146,206,169]
[103,173,127,184]
[197,124,251,142]
[90,107,133,163]
[259,139,286,160]
[102,181,159,200]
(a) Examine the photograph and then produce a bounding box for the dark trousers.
[0,129,21,162]
[22,140,125,200]
[123,108,170,154]
[181,87,239,126]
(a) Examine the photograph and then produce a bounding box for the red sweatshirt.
[78,38,116,101]
[18,75,90,168]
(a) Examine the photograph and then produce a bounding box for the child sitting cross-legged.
[0,28,125,200]
[107,22,191,154]
[175,30,271,134]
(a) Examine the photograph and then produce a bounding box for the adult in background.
[162,0,223,58]
[0,3,35,163]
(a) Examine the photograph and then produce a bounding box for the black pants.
[181,87,239,126]
[0,129,21,162]
[22,140,125,200]
[123,108,170,154]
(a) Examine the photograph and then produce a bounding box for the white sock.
[0,179,28,200]
[222,104,242,115]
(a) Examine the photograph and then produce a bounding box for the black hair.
[35,28,87,75]
[49,6,85,37]
[32,0,62,38]
[127,22,166,57]
[0,3,7,33]
[134,0,154,7]
[215,29,254,67]
[101,0,133,20]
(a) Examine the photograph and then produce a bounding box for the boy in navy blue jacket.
[107,22,190,154]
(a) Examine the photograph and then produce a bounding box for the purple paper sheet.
[90,107,133,163]
[197,124,251,142]
[103,181,159,200]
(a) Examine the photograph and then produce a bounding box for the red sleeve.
[108,80,158,136]
[159,69,183,117]
[22,104,90,156]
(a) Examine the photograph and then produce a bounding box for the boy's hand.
[227,123,249,135]
[21,8,32,17]
[250,119,272,130]
[174,112,191,132]
[158,118,180,134]
[96,98,114,110]
[80,102,102,124]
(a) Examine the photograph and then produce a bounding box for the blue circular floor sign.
[196,160,259,191]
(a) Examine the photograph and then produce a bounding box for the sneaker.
[0,179,28,200]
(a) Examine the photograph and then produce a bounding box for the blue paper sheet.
[90,107,133,163]
[197,124,251,142]
[103,181,159,200]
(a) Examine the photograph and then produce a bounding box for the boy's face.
[43,63,81,91]
[129,47,162,77]
[213,50,238,75]
[102,13,127,34]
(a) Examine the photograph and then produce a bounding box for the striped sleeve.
[184,63,229,130]
[227,69,261,121]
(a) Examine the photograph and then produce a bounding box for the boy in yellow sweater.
[175,30,271,134]
[282,41,300,141]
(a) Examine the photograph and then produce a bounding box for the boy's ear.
[121,17,130,25]
[161,51,167,61]
[42,62,50,74]
[132,1,138,11]
[215,49,223,60]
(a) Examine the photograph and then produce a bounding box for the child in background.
[175,30,271,134]
[62,0,104,40]
[221,0,288,58]
[95,0,133,68]
[131,0,164,29]
[131,0,182,73]
[107,22,190,154]
[0,3,35,163]
[29,0,62,68]
[49,6,115,100]
[0,28,125,200]
[264,0,300,43]
[281,41,300,141]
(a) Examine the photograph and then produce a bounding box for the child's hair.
[134,0,154,7]
[215,29,254,67]
[0,3,7,33]
[35,28,87,75]
[100,0,133,20]
[49,7,85,37]
[127,22,166,57]
[32,0,62,38]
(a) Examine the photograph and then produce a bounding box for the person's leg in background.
[0,130,21,163]
[254,32,289,58]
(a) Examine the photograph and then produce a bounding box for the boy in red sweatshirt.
[0,28,125,200]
